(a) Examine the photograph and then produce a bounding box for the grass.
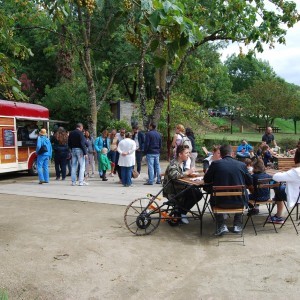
[201,117,300,146]
[0,289,8,300]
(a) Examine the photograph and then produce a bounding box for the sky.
[221,0,300,86]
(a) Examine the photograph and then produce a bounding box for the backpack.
[179,133,192,151]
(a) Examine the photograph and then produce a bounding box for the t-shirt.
[262,133,274,145]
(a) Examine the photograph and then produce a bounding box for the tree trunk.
[151,65,167,125]
[138,44,148,130]
[294,118,297,134]
[77,9,97,137]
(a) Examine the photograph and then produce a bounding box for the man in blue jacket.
[236,139,253,159]
[144,123,162,185]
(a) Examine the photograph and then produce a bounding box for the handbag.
[132,169,139,179]
[38,145,48,155]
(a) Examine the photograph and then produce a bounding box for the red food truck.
[0,99,50,175]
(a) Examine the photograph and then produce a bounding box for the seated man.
[270,149,300,224]
[163,145,203,224]
[204,144,253,235]
[236,139,253,159]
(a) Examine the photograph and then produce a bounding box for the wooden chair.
[280,187,300,235]
[243,179,279,235]
[211,185,246,246]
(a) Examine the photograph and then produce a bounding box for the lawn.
[200,117,300,150]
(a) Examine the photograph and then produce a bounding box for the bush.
[278,137,299,151]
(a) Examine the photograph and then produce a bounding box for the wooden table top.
[178,177,205,186]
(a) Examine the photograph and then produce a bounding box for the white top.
[117,138,136,167]
[175,133,183,146]
[185,157,191,170]
[273,167,300,208]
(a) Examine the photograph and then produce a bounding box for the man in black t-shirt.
[262,127,277,147]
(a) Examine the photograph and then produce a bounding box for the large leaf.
[152,55,167,68]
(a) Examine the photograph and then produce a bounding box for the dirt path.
[1,193,300,300]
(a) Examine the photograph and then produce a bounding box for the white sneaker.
[181,214,189,224]
[71,182,77,186]
[110,173,115,177]
[215,225,229,236]
[90,174,95,178]
[79,181,89,186]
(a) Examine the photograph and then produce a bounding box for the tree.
[0,0,36,101]
[225,53,277,93]
[175,44,232,108]
[283,84,300,134]
[124,0,300,128]
[244,79,296,126]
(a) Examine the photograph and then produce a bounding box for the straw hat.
[39,128,47,136]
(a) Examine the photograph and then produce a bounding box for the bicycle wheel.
[124,197,161,236]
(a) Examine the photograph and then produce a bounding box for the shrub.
[278,137,299,151]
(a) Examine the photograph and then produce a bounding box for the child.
[99,148,111,181]
[244,158,253,174]
[248,159,272,215]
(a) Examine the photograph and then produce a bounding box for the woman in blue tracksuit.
[36,128,52,184]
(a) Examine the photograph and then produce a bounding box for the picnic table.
[219,125,230,132]
[272,154,295,171]
[256,126,281,133]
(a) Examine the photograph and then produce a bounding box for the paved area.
[0,162,170,206]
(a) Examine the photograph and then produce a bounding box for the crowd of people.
[35,124,300,236]
[36,122,166,188]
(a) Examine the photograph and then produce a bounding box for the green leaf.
[152,55,166,68]
[150,39,159,52]
[148,11,161,29]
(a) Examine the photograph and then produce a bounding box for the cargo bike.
[124,179,212,236]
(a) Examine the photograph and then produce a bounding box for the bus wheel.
[28,159,37,176]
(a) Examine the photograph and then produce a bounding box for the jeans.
[236,152,250,158]
[97,152,103,177]
[135,150,143,173]
[274,184,287,201]
[108,150,117,165]
[146,154,161,184]
[37,155,50,182]
[121,166,132,186]
[71,148,85,184]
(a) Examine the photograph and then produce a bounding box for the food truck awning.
[0,100,49,120]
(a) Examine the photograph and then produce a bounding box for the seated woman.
[203,145,221,173]
[256,141,266,158]
[248,159,273,215]
[270,149,300,224]
[163,145,203,224]
[261,144,274,167]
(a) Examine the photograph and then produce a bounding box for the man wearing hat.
[36,128,52,184]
